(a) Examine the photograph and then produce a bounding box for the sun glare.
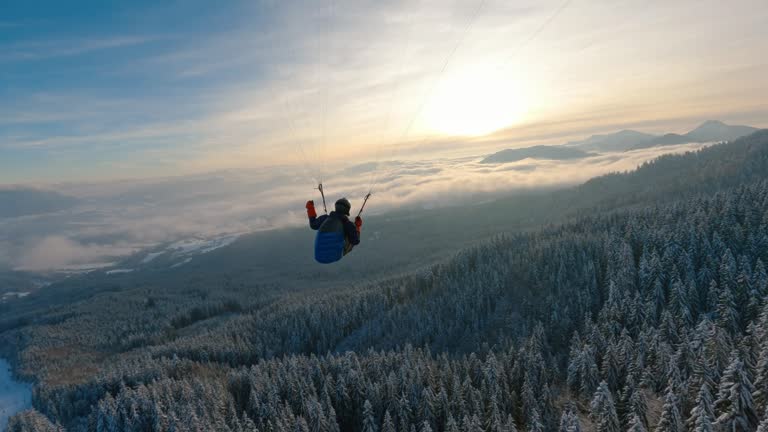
[423,65,529,137]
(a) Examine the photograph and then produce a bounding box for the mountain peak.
[685,120,758,142]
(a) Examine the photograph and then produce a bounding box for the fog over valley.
[2,136,712,272]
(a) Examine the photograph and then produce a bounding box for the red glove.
[306,200,317,219]
[354,216,363,232]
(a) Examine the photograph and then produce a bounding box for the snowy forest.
[5,130,768,431]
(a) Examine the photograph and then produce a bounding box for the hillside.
[2,130,768,430]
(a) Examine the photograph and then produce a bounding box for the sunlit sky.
[1,0,767,184]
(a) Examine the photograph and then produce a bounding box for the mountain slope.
[4,130,767,334]
[7,131,768,431]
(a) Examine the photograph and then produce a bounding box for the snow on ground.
[0,359,32,431]
[141,251,164,264]
[167,234,240,257]
[106,269,134,275]
[170,258,193,269]
[0,292,30,304]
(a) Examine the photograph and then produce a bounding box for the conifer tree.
[526,408,545,432]
[626,413,647,432]
[753,338,768,411]
[716,283,740,336]
[687,382,714,432]
[655,384,683,432]
[589,381,620,432]
[363,400,377,432]
[714,353,759,431]
[445,415,460,432]
[757,407,768,432]
[382,411,395,432]
[558,407,581,432]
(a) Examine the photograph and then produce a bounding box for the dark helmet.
[335,198,351,216]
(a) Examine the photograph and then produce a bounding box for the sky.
[1,0,767,184]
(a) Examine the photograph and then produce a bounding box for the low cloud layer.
[0,142,707,271]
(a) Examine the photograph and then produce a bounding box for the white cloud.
[16,236,137,271]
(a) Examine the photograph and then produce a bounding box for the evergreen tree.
[626,413,647,432]
[687,382,714,432]
[757,407,768,432]
[526,408,544,432]
[627,381,648,430]
[445,415,460,432]
[362,400,377,432]
[753,338,768,411]
[382,411,395,432]
[716,283,740,335]
[589,381,620,432]
[714,353,759,431]
[558,407,581,432]
[654,384,683,432]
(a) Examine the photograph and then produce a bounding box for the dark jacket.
[309,211,360,246]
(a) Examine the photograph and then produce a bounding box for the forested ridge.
[5,131,768,431]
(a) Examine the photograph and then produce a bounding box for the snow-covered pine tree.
[382,411,395,432]
[590,381,620,432]
[687,381,714,432]
[558,406,581,432]
[757,407,768,432]
[627,413,647,432]
[363,400,377,432]
[714,353,759,431]
[753,337,768,412]
[654,384,683,432]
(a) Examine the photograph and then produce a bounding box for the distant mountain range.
[571,120,759,151]
[483,120,760,163]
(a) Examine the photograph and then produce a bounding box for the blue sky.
[2,0,767,184]
[1,1,277,181]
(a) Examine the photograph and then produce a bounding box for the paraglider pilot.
[306,198,362,264]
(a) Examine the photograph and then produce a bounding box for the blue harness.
[314,216,347,264]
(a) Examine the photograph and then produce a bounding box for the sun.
[423,65,529,137]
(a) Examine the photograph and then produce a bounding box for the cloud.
[3,0,767,184]
[2,142,712,271]
[0,36,161,62]
[16,236,137,271]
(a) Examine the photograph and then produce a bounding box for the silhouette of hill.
[565,129,656,152]
[481,145,592,163]
[629,120,760,150]
[685,119,758,142]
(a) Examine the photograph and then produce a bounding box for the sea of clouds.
[0,142,708,271]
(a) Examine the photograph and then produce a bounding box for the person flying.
[306,198,363,264]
